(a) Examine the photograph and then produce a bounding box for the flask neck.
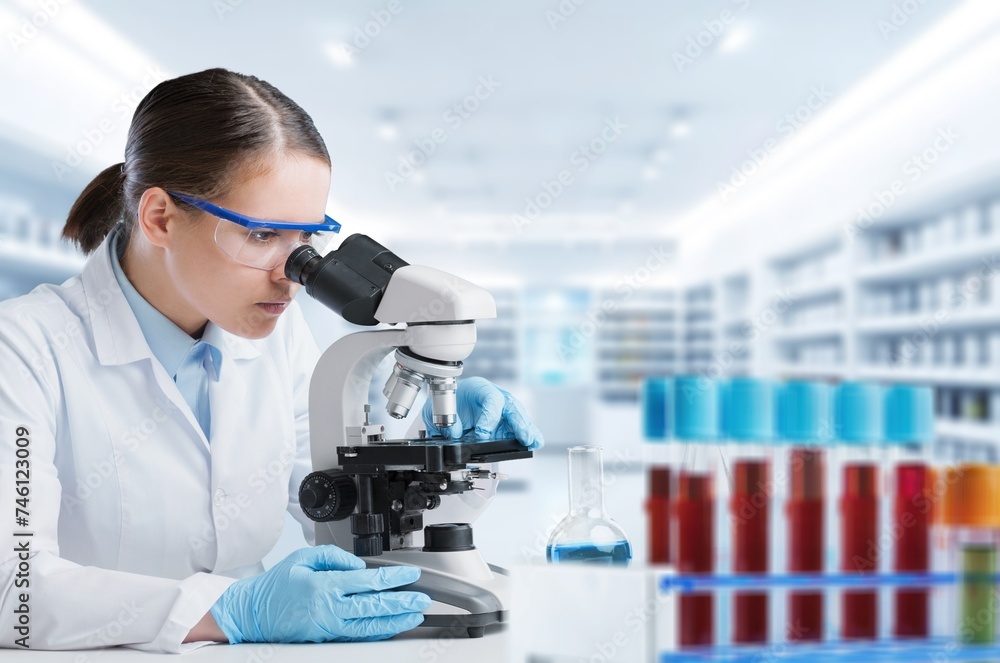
[568,446,607,514]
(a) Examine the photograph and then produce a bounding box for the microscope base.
[367,548,510,638]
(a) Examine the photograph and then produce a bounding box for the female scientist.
[0,68,542,653]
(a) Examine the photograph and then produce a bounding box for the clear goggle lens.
[214,217,337,270]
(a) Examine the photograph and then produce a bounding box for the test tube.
[642,377,673,565]
[834,381,884,640]
[884,385,934,639]
[724,378,776,644]
[717,378,732,602]
[779,381,832,642]
[671,375,720,648]
[941,464,1000,646]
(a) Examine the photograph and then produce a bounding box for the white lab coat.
[0,232,319,653]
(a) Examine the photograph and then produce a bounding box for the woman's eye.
[250,230,278,243]
[300,231,315,242]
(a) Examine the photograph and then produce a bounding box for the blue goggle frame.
[167,191,342,233]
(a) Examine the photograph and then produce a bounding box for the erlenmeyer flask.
[546,445,632,565]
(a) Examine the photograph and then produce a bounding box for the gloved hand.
[209,545,430,643]
[422,376,545,450]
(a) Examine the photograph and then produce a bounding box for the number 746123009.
[13,426,30,528]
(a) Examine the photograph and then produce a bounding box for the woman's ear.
[136,187,182,250]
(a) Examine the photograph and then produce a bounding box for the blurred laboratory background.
[2,0,1000,570]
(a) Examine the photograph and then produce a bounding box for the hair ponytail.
[62,162,126,254]
[61,68,329,257]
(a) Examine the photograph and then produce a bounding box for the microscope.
[285,235,532,638]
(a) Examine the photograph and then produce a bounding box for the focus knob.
[353,535,383,557]
[351,513,385,557]
[298,471,357,522]
[351,512,384,536]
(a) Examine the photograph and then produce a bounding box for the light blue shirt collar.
[109,226,221,380]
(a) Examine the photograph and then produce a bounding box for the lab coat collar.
[204,322,260,361]
[109,227,208,378]
[81,231,261,367]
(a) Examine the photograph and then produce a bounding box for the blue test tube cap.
[717,379,730,440]
[884,384,934,445]
[673,375,720,441]
[777,381,833,444]
[834,381,884,444]
[723,377,775,442]
[641,377,672,441]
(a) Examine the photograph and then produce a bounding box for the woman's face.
[162,152,332,340]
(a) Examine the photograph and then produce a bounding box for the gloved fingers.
[285,545,366,572]
[446,414,466,440]
[343,590,432,618]
[335,612,425,641]
[329,565,422,594]
[520,418,545,450]
[502,392,545,450]
[470,382,506,440]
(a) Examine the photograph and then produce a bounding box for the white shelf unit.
[593,288,678,403]
[0,194,85,296]
[767,239,850,378]
[682,282,716,376]
[685,181,1000,459]
[719,272,752,376]
[850,193,1000,458]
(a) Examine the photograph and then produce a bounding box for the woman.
[0,68,542,653]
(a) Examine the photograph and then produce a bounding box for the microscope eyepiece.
[285,245,321,285]
[284,234,409,326]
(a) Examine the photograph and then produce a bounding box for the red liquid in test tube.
[787,447,825,641]
[674,471,715,647]
[893,463,930,637]
[732,459,770,643]
[840,463,879,639]
[647,467,672,564]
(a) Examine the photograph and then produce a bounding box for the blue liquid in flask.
[546,540,632,565]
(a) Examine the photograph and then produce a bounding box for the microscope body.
[287,235,532,637]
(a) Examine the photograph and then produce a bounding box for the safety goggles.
[167,191,342,271]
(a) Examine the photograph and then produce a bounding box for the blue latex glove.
[209,545,430,643]
[422,376,545,450]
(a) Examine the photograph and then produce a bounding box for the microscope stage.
[336,437,533,472]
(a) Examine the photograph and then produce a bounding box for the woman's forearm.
[184,610,228,644]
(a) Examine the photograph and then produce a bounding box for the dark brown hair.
[62,68,330,254]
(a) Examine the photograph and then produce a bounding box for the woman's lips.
[256,302,288,315]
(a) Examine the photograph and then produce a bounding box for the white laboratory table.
[1,624,510,662]
[3,445,645,663]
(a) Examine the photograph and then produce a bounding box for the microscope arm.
[307,328,406,473]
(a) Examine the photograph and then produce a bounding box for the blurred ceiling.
[0,1,962,235]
